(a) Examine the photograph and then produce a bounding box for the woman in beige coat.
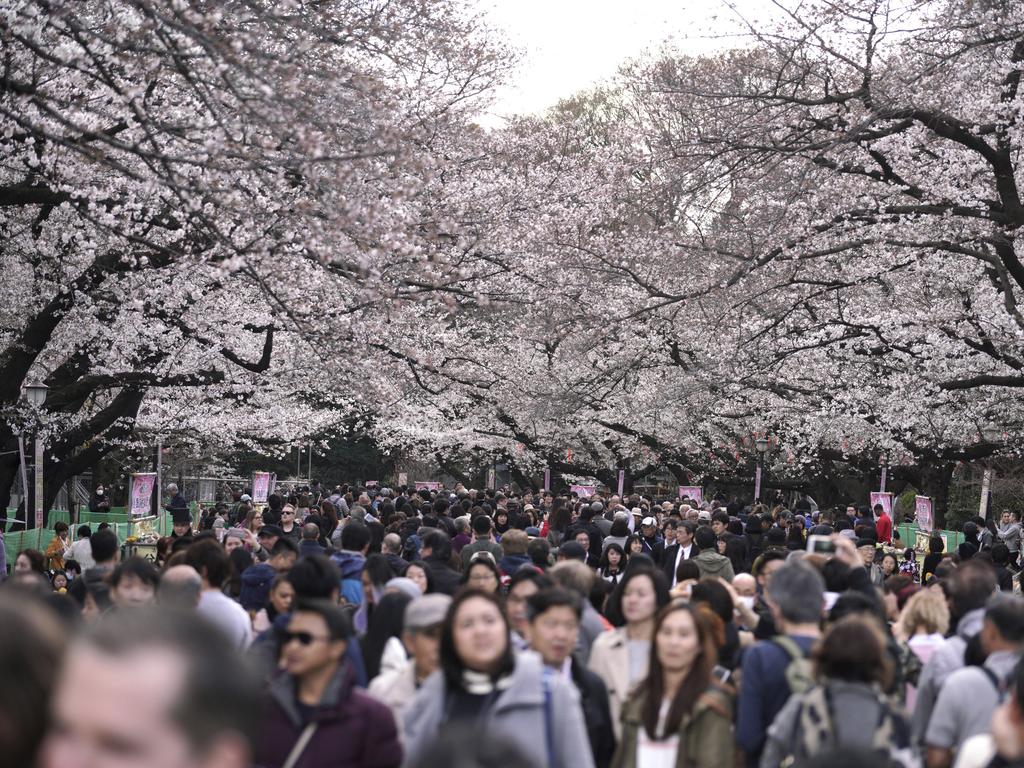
[612,601,734,768]
[588,568,671,739]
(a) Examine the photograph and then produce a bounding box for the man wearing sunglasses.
[256,598,402,768]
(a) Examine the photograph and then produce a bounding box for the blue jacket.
[331,550,366,606]
[736,634,817,766]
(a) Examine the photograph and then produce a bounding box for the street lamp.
[23,382,48,529]
[754,436,769,503]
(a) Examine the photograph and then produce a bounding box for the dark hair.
[17,548,46,573]
[439,589,514,690]
[364,553,393,589]
[361,591,413,679]
[90,528,119,563]
[78,608,260,750]
[527,538,551,569]
[949,559,998,617]
[992,543,1011,566]
[526,587,582,621]
[986,595,1024,644]
[293,597,353,641]
[422,529,452,561]
[815,615,892,687]
[110,557,160,589]
[184,539,232,589]
[53,521,69,535]
[461,556,501,587]
[929,535,944,554]
[605,568,671,627]
[690,579,734,626]
[0,593,66,767]
[288,554,341,599]
[270,538,299,557]
[694,526,716,550]
[508,567,551,592]
[675,559,701,585]
[406,560,436,594]
[340,522,371,553]
[599,543,626,573]
[76,524,91,539]
[639,602,720,738]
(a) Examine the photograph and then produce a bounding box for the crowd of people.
[4,482,1024,768]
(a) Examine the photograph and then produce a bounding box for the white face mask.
[737,595,756,610]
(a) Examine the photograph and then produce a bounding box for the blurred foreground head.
[0,591,66,768]
[40,608,261,768]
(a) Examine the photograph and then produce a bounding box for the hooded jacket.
[255,663,401,768]
[693,550,735,582]
[330,550,366,606]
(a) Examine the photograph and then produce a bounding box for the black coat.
[424,555,461,596]
[571,657,616,768]
[661,543,699,584]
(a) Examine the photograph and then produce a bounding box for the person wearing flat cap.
[366,594,452,722]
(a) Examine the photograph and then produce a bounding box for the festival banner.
[486,468,496,491]
[617,470,625,498]
[129,472,157,517]
[414,481,442,492]
[397,472,408,488]
[869,492,893,517]
[880,466,888,493]
[570,485,597,498]
[251,472,271,503]
[543,468,551,493]
[754,466,763,501]
[678,486,703,504]
[916,496,934,532]
[365,480,379,489]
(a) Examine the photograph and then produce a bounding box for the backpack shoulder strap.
[772,635,805,661]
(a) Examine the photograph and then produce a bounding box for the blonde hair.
[899,588,950,636]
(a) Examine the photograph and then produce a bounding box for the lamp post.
[23,382,48,529]
[754,436,769,503]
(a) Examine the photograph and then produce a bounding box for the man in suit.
[661,520,699,587]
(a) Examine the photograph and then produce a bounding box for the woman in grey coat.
[402,588,595,768]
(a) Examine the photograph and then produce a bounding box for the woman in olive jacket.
[612,601,735,768]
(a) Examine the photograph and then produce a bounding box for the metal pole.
[17,435,29,518]
[34,432,44,529]
[156,438,163,521]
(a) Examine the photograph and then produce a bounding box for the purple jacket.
[255,663,402,768]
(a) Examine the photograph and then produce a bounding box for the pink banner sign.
[129,473,156,517]
[617,470,625,497]
[916,496,934,532]
[365,481,379,488]
[870,492,893,517]
[414,481,442,491]
[252,472,271,503]
[570,485,597,498]
[678,486,703,504]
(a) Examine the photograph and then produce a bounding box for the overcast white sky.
[475,0,775,125]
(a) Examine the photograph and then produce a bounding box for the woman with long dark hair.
[402,589,595,768]
[361,590,414,680]
[612,601,734,768]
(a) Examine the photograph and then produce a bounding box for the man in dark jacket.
[525,588,615,768]
[255,598,401,768]
[420,529,461,595]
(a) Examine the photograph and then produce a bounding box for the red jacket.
[876,514,893,544]
[255,663,401,768]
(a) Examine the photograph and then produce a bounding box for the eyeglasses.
[280,630,332,646]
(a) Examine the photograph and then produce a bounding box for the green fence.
[894,522,964,554]
[3,512,173,572]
